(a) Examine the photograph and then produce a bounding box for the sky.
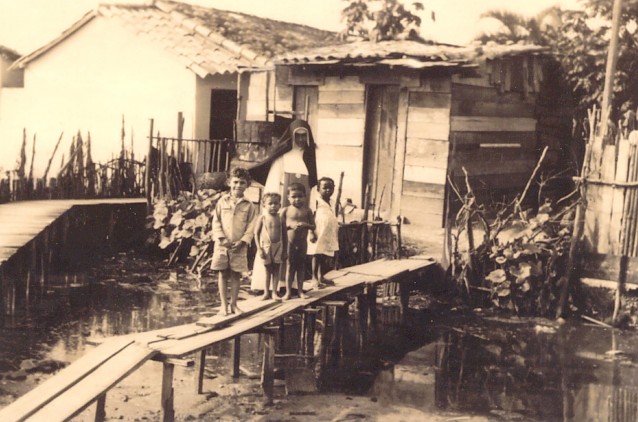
[0,0,584,55]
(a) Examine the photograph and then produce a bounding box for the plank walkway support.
[261,327,278,405]
[356,292,369,352]
[366,285,377,331]
[161,362,175,422]
[196,349,206,394]
[0,258,436,421]
[95,393,106,422]
[322,300,349,362]
[399,278,412,315]
[231,337,241,378]
[300,308,320,360]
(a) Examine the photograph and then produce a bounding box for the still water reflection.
[2,248,638,421]
[369,316,638,421]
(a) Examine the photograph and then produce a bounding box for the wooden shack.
[235,41,570,237]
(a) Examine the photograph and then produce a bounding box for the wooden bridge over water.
[0,256,436,421]
[0,198,146,267]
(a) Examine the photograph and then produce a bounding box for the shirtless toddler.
[281,183,316,300]
[254,192,287,300]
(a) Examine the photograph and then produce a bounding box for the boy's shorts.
[211,243,249,273]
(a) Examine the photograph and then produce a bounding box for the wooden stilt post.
[356,293,368,351]
[146,119,154,213]
[161,362,175,422]
[94,393,106,422]
[399,278,411,316]
[299,312,307,355]
[232,337,241,379]
[197,349,206,394]
[366,285,377,331]
[277,318,285,350]
[261,328,277,405]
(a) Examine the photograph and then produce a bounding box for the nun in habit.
[247,119,318,292]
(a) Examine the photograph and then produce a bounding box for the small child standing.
[308,177,340,288]
[211,168,258,316]
[254,192,287,301]
[281,183,316,300]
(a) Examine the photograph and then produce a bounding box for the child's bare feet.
[231,305,244,315]
[260,292,271,301]
[218,307,229,317]
[282,292,291,301]
[321,277,335,286]
[299,291,308,299]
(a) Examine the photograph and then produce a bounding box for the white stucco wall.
[0,17,197,176]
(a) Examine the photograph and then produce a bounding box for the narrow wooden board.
[318,90,365,105]
[27,343,155,422]
[196,298,278,329]
[610,138,630,254]
[406,121,450,141]
[0,338,134,422]
[405,139,449,169]
[317,103,365,119]
[450,116,536,132]
[451,99,535,118]
[155,277,371,357]
[407,107,451,124]
[450,131,537,149]
[581,253,638,286]
[408,92,451,109]
[403,165,447,185]
[596,145,617,253]
[451,83,534,104]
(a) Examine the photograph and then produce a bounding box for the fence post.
[146,119,154,213]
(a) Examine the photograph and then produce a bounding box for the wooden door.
[363,85,399,216]
[293,86,318,133]
[209,89,237,140]
[208,89,237,172]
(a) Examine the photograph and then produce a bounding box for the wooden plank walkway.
[0,257,437,421]
[0,198,146,265]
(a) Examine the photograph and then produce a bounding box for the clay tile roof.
[11,0,340,77]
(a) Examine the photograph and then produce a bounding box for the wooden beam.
[450,116,536,132]
[232,337,241,379]
[94,393,106,422]
[261,330,276,405]
[197,349,206,394]
[161,362,175,422]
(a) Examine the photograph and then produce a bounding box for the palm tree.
[477,6,562,45]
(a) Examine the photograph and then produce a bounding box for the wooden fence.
[145,114,231,207]
[0,128,144,204]
[580,109,638,292]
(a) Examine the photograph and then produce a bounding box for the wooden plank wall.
[315,76,366,205]
[449,56,541,207]
[400,76,452,230]
[245,71,269,121]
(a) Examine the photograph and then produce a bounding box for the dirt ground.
[65,361,487,422]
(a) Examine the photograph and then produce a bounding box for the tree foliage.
[552,2,638,115]
[341,0,424,41]
[478,2,638,116]
[477,7,561,45]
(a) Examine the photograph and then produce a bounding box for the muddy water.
[0,251,222,405]
[368,315,638,421]
[2,248,638,421]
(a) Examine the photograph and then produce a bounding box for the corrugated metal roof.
[276,40,549,68]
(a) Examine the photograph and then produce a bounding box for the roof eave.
[9,10,97,70]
